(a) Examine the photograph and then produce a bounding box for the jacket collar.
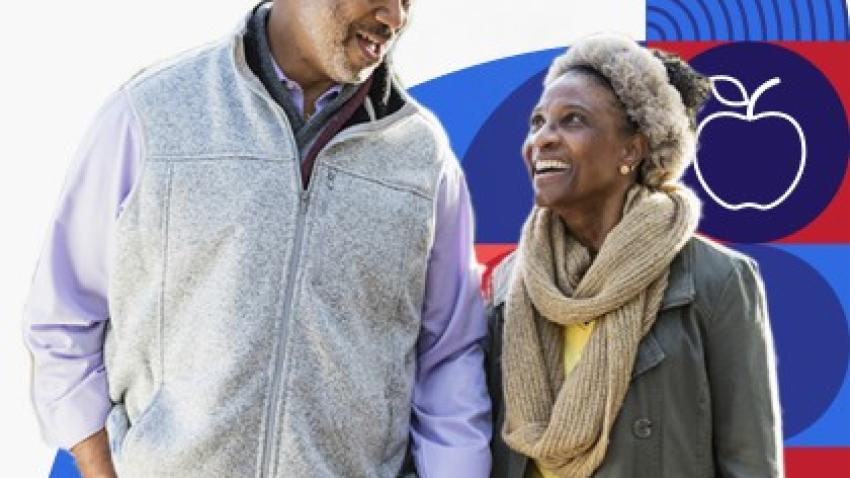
[660,238,696,311]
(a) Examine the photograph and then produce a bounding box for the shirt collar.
[269,53,343,100]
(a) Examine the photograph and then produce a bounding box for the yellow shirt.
[525,321,595,478]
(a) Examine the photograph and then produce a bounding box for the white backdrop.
[0,1,643,475]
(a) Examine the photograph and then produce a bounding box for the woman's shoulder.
[683,235,763,318]
[685,235,759,279]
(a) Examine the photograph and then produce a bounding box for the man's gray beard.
[296,2,375,84]
[322,34,383,84]
[343,61,380,84]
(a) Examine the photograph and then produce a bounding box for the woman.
[486,35,783,478]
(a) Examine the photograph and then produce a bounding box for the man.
[22,1,491,476]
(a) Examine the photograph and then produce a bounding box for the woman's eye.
[529,115,544,130]
[561,113,583,125]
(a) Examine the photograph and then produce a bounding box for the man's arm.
[410,158,492,478]
[70,430,117,478]
[22,90,141,475]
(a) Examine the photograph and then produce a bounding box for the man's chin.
[331,59,381,84]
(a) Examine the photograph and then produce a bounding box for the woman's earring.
[619,164,631,175]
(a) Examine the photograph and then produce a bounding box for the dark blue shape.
[672,0,708,39]
[754,0,770,39]
[648,23,669,41]
[842,0,850,39]
[824,0,837,39]
[807,0,822,39]
[718,0,741,39]
[731,0,752,39]
[650,0,730,39]
[780,245,850,445]
[835,0,850,39]
[649,6,685,40]
[696,0,720,38]
[772,0,801,39]
[463,70,546,243]
[798,0,816,39]
[763,0,782,39]
[652,0,701,39]
[740,0,765,39]
[49,450,80,478]
[409,48,563,161]
[709,0,736,38]
[734,244,850,438]
[686,42,849,242]
[810,0,831,39]
[699,117,803,204]
[770,0,786,39]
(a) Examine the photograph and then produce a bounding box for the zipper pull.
[300,191,310,212]
[327,169,336,190]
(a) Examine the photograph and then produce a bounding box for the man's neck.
[266,4,336,114]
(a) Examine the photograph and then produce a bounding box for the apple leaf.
[709,75,749,108]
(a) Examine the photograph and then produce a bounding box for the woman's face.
[522,70,639,211]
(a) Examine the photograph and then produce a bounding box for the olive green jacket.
[485,236,784,478]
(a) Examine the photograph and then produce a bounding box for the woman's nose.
[531,122,560,151]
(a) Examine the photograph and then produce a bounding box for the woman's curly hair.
[544,34,711,189]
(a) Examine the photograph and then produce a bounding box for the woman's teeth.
[535,160,572,173]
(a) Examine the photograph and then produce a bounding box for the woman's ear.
[622,133,649,171]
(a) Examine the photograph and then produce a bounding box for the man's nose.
[375,0,407,32]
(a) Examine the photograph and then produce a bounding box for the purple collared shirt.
[269,55,343,117]
[22,81,491,475]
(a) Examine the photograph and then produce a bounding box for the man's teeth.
[357,33,380,55]
[535,160,571,172]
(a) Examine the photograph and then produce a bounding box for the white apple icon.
[694,75,807,211]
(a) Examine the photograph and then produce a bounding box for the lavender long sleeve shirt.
[23,83,491,476]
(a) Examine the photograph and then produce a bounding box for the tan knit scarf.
[502,185,700,477]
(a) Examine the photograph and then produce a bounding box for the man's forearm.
[412,164,492,477]
[70,428,117,478]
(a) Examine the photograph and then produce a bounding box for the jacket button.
[632,418,653,439]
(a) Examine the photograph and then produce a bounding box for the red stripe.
[475,244,516,299]
[777,163,850,243]
[786,447,850,477]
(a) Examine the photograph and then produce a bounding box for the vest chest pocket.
[305,165,433,331]
[166,159,296,243]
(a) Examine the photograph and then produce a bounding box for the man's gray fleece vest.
[103,25,452,478]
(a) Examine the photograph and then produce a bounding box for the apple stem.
[747,77,782,118]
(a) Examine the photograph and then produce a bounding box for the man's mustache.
[353,22,393,43]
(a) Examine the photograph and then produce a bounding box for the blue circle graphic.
[734,244,849,438]
[686,42,848,242]
[49,450,80,478]
[464,70,545,243]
